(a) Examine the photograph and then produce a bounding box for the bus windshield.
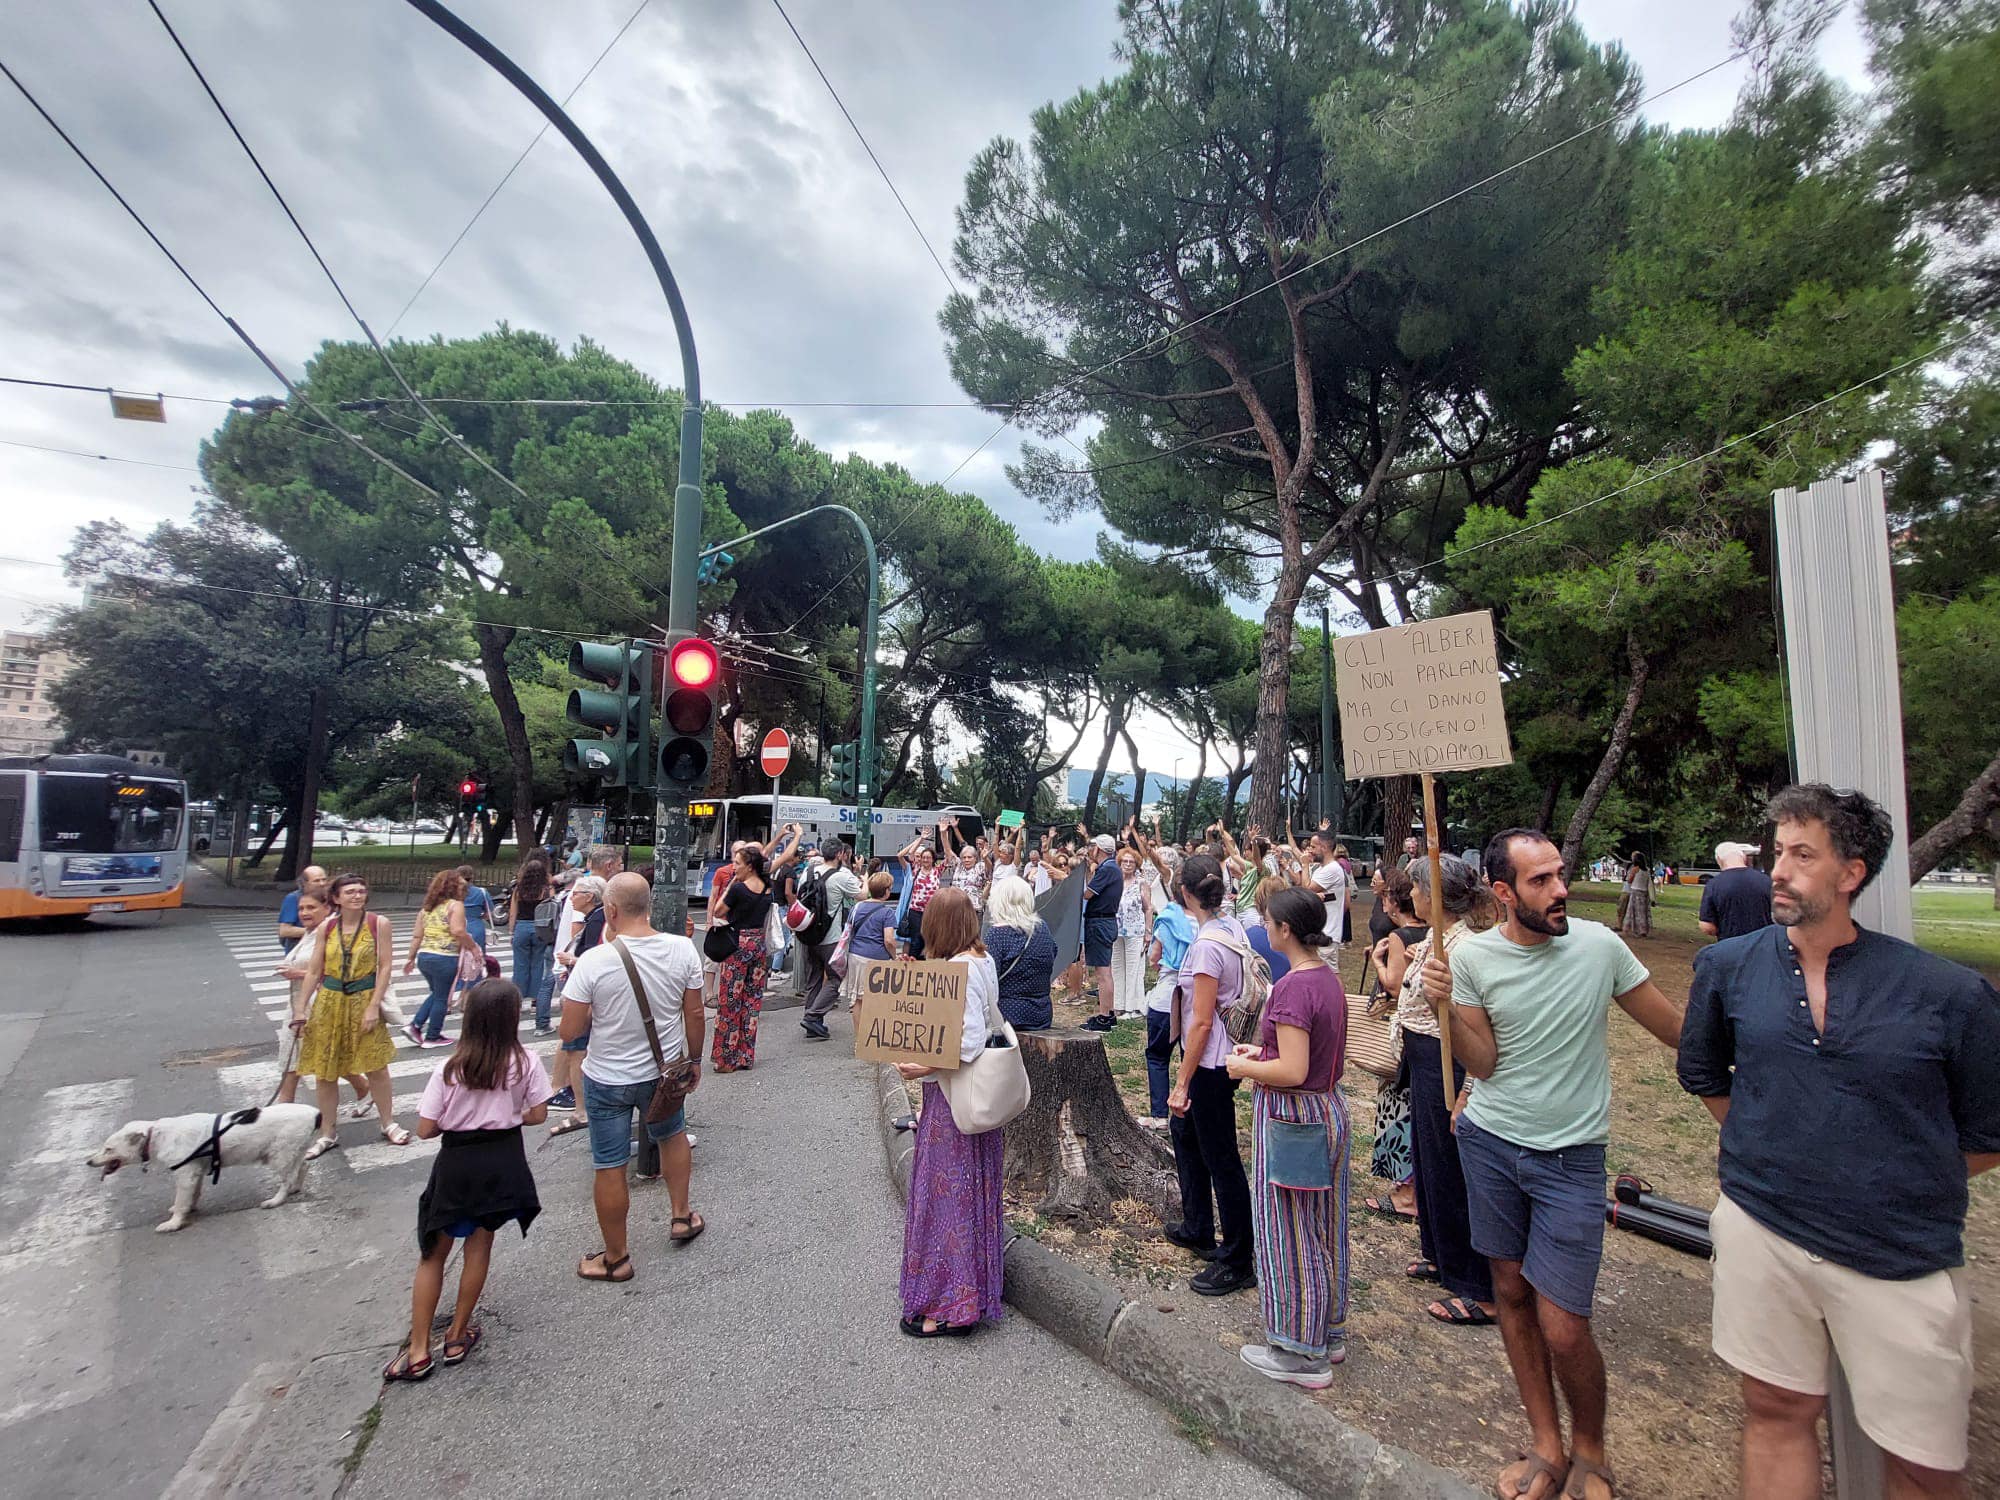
[38,775,185,854]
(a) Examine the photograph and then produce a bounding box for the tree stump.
[1004,1028,1179,1222]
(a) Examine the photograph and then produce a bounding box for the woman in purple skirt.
[893,888,1006,1337]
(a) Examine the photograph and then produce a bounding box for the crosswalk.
[207,914,562,1177]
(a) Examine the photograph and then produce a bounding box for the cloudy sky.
[0,0,1870,774]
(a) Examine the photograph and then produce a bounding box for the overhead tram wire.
[0,46,657,642]
[146,0,674,629]
[383,0,652,339]
[0,436,201,472]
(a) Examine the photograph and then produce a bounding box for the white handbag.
[936,959,1031,1135]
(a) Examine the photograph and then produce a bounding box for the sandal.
[1496,1450,1569,1500]
[440,1324,482,1365]
[548,1117,589,1138]
[899,1315,977,1339]
[1427,1297,1498,1327]
[382,1346,433,1382]
[1406,1259,1441,1283]
[577,1250,633,1283]
[670,1211,705,1245]
[305,1136,341,1161]
[1563,1458,1616,1499]
[380,1122,412,1146]
[1360,1196,1418,1223]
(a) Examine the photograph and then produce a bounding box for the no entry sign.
[760,728,792,779]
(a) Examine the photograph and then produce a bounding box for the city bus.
[683,795,985,896]
[0,754,189,919]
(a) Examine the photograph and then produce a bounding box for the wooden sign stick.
[1421,772,1456,1099]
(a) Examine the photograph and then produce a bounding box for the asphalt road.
[0,907,1292,1499]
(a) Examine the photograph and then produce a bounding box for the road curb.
[221,1342,395,1499]
[870,1062,1482,1500]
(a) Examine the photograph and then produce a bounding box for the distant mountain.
[1063,769,1247,804]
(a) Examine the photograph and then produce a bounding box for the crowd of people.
[267,782,1995,1498]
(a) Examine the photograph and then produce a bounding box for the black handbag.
[703,922,737,962]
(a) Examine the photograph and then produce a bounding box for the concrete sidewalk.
[341,1012,1292,1499]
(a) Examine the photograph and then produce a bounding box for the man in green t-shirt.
[1422,829,1682,1500]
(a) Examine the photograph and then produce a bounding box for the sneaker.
[1239,1342,1337,1389]
[1081,1014,1115,1032]
[1136,1115,1170,1131]
[547,1087,576,1111]
[1162,1222,1219,1259]
[801,1018,831,1042]
[1190,1262,1257,1297]
[532,1026,556,1039]
[406,1022,423,1046]
[421,1035,451,1048]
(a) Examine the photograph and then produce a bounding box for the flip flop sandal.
[305,1136,341,1161]
[1496,1451,1569,1500]
[1359,1196,1418,1223]
[1427,1298,1498,1327]
[670,1212,706,1245]
[1563,1458,1616,1498]
[441,1325,482,1365]
[1406,1259,1441,1283]
[382,1347,433,1383]
[577,1251,633,1283]
[548,1117,589,1138]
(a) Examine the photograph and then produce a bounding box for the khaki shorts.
[1710,1192,1972,1471]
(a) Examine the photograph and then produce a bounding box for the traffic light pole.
[700,505,880,859]
[405,0,705,936]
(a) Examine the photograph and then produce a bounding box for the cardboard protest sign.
[851,959,967,1070]
[1333,610,1512,779]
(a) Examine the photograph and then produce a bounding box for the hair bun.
[1305,930,1334,948]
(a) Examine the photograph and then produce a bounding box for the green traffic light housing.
[564,639,653,787]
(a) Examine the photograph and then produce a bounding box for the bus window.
[39,777,185,854]
[0,772,22,861]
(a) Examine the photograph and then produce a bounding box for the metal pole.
[1320,605,1338,831]
[401,0,703,938]
[701,504,880,861]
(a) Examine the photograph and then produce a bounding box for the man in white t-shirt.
[1307,829,1347,946]
[560,873,705,1283]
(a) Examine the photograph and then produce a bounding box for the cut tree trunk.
[1560,634,1651,879]
[1907,743,2000,882]
[1004,1029,1179,1222]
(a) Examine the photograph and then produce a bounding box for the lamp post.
[404,0,705,934]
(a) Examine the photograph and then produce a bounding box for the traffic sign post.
[761,729,791,842]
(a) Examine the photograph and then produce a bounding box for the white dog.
[87,1103,322,1233]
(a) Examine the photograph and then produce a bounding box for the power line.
[1377,332,1976,586]
[769,0,957,297]
[383,0,653,338]
[0,436,201,472]
[146,0,670,629]
[0,375,236,406]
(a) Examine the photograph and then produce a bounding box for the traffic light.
[829,739,861,800]
[658,634,720,793]
[564,640,653,787]
[458,776,478,817]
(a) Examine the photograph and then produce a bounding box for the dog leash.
[265,1025,302,1109]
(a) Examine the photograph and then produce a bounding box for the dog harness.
[168,1107,261,1185]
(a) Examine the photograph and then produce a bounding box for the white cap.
[1092,834,1116,853]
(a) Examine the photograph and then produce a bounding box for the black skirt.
[416,1126,541,1252]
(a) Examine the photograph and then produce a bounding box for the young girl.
[384,978,552,1383]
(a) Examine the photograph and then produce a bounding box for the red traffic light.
[668,637,719,690]
[459,779,477,797]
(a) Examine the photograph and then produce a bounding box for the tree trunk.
[533,803,552,844]
[1222,758,1252,830]
[472,621,537,851]
[1176,741,1208,845]
[1382,775,1415,854]
[1907,743,2000,882]
[280,683,332,884]
[1247,591,1299,837]
[1559,635,1652,879]
[1535,776,1562,835]
[242,807,289,872]
[1004,1029,1179,1221]
[1082,697,1128,832]
[480,809,506,863]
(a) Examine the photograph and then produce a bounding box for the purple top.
[1258,964,1348,1094]
[1180,915,1250,1069]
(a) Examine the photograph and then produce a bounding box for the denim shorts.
[581,1075,686,1170]
[1083,916,1118,968]
[561,1029,590,1054]
[1455,1115,1606,1318]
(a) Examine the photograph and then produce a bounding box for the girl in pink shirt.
[384,979,552,1382]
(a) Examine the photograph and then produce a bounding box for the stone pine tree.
[942,0,1640,835]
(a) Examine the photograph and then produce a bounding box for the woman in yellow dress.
[296,872,412,1159]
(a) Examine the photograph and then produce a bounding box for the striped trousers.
[1251,1085,1350,1359]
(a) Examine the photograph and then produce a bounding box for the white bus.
[0,754,189,920]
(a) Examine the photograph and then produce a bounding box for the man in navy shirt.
[1697,841,1771,943]
[276,865,328,951]
[1679,784,2000,1498]
[1079,833,1124,1032]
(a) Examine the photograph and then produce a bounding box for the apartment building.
[0,631,72,757]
